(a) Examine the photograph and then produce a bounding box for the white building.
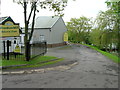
[22,16,68,47]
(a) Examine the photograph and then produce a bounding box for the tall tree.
[90,9,118,51]
[67,16,92,44]
[13,0,68,61]
[105,0,120,53]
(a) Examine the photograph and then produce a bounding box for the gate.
[30,41,47,59]
[2,40,24,60]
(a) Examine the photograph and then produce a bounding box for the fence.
[1,40,47,61]
[30,41,47,59]
[1,40,24,60]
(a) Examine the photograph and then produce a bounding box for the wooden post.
[26,41,30,61]
[7,40,9,60]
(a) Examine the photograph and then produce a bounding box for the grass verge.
[1,56,64,70]
[3,58,64,70]
[82,44,120,63]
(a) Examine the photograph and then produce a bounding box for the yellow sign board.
[0,21,19,37]
[64,32,68,42]
[14,45,21,53]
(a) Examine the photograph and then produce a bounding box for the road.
[2,44,119,88]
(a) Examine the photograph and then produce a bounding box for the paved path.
[2,44,119,88]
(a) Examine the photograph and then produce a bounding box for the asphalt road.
[2,44,119,88]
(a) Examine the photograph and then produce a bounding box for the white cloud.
[1,0,108,27]
[63,0,108,21]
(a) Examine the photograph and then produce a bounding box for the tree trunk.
[99,35,102,49]
[117,2,120,58]
[23,2,37,61]
[24,2,29,61]
[29,2,36,42]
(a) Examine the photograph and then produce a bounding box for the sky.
[1,0,108,27]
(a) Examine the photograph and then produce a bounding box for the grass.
[1,53,26,61]
[1,56,64,68]
[82,44,120,63]
[3,58,64,70]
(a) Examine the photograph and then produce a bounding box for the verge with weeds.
[82,44,120,63]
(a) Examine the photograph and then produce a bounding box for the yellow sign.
[0,21,19,37]
[14,45,21,53]
[64,32,68,42]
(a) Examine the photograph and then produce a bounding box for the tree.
[90,9,118,51]
[67,16,92,44]
[105,0,120,54]
[13,0,68,61]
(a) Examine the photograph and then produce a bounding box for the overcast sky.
[1,0,108,27]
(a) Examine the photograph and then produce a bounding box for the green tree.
[105,0,120,53]
[67,16,92,44]
[90,9,118,51]
[13,0,68,61]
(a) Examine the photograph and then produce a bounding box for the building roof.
[32,16,60,29]
[0,16,22,34]
[0,16,9,24]
[0,16,17,25]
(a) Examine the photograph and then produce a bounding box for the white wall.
[50,17,67,44]
[32,28,51,44]
[32,17,67,44]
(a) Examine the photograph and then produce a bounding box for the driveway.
[2,44,119,88]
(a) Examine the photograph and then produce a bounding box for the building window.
[39,35,45,41]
